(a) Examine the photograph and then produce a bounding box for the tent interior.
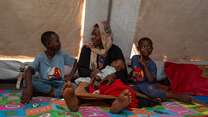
[0,0,208,117]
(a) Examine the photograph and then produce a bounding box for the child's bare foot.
[21,87,33,104]
[168,92,193,103]
[110,89,131,113]
[63,82,79,112]
[176,94,193,103]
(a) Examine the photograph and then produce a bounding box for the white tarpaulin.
[0,0,83,57]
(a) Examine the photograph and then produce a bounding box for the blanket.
[165,62,208,96]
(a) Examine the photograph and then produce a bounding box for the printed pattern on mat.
[0,89,208,117]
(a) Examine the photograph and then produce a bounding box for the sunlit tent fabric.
[134,0,208,61]
[0,0,84,58]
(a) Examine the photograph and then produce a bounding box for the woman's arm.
[78,46,92,77]
[65,59,78,81]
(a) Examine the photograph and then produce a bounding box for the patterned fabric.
[48,67,62,80]
[131,67,144,83]
[0,89,208,117]
[97,65,116,80]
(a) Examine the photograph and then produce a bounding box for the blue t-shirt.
[31,50,75,80]
[131,55,157,82]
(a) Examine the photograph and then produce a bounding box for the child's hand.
[140,56,146,66]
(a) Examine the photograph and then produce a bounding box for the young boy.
[21,31,76,104]
[131,37,192,103]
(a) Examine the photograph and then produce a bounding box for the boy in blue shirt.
[21,31,76,104]
[131,37,192,103]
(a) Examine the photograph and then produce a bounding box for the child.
[63,59,139,113]
[131,37,192,103]
[88,58,125,94]
[21,31,76,104]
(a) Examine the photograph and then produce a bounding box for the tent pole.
[107,0,113,22]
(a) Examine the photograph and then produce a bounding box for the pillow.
[164,62,208,96]
[155,61,166,81]
[0,60,23,80]
[153,60,208,81]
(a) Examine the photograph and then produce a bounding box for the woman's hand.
[90,69,100,80]
[85,42,95,49]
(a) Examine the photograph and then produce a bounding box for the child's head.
[41,31,61,52]
[111,59,125,71]
[137,37,153,57]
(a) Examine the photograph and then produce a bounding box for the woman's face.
[91,26,102,47]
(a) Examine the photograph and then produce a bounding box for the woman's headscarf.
[90,21,113,70]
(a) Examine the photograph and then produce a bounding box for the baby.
[89,58,125,94]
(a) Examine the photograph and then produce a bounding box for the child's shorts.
[134,82,166,99]
[32,78,64,98]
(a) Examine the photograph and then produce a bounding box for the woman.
[77,21,128,83]
[63,21,138,113]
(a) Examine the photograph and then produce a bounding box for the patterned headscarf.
[90,21,113,70]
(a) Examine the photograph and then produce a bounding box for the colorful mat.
[0,89,208,117]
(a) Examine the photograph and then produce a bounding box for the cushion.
[155,61,166,81]
[0,60,23,80]
[164,62,208,96]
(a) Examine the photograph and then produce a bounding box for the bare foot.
[63,82,79,112]
[110,89,131,113]
[21,87,33,104]
[168,92,193,103]
[176,94,193,103]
